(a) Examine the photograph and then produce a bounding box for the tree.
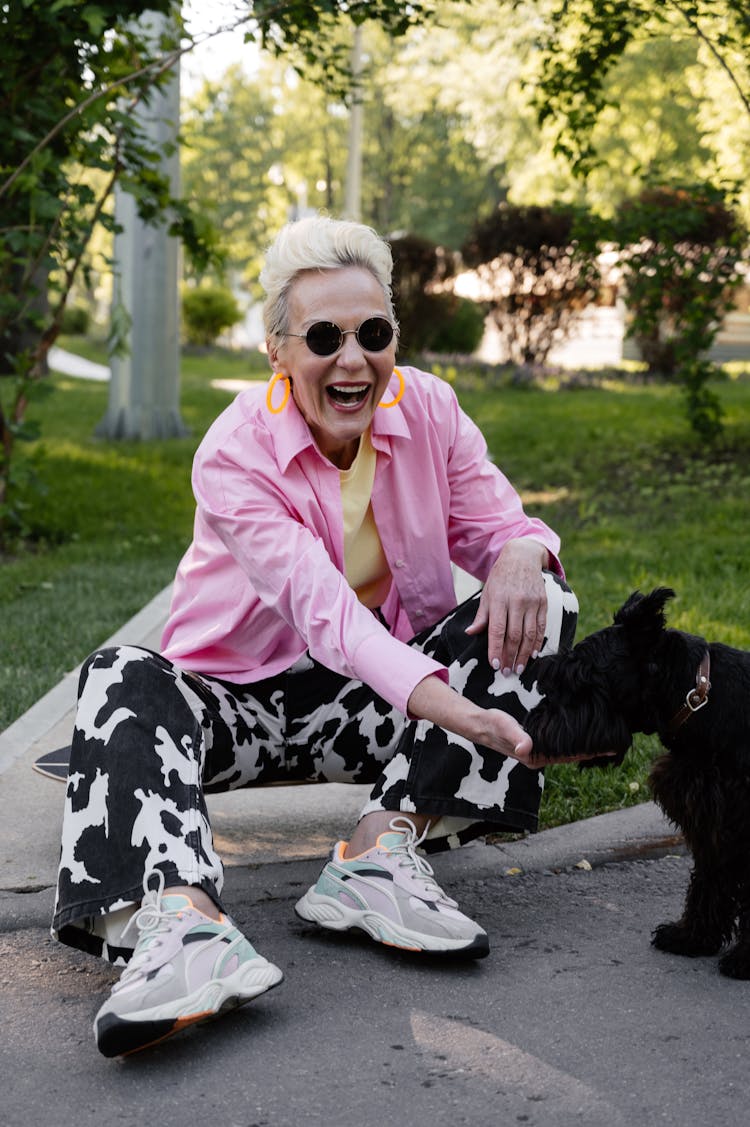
[529,0,750,178]
[0,0,200,543]
[181,38,499,265]
[461,203,600,366]
[180,60,348,288]
[0,0,432,548]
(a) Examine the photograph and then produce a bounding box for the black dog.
[524,587,750,978]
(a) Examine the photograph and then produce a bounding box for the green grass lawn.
[2,341,749,830]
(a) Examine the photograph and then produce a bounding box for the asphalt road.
[2,822,748,1127]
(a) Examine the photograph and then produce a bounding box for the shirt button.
[395,559,405,568]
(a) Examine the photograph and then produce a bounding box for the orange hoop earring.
[266,371,290,414]
[378,367,405,409]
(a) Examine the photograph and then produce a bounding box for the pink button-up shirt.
[161,366,563,715]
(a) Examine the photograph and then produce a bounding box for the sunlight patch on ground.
[521,487,570,504]
[210,378,265,393]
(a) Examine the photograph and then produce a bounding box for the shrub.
[388,233,458,355]
[461,203,600,366]
[182,284,242,347]
[428,294,487,354]
[610,183,747,440]
[59,302,91,336]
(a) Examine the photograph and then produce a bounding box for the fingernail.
[502,666,512,677]
[516,663,524,675]
[491,658,500,671]
[531,650,539,660]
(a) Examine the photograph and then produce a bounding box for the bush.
[389,233,458,355]
[461,203,600,366]
[59,302,91,335]
[610,183,747,440]
[182,284,242,347]
[428,294,486,354]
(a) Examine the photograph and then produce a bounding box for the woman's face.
[269,266,397,470]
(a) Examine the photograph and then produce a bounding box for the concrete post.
[96,12,187,440]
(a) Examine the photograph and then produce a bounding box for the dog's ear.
[613,587,675,650]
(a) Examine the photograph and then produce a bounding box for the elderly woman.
[53,215,587,1058]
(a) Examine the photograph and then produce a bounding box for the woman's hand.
[476,708,617,768]
[465,539,549,675]
[407,675,531,759]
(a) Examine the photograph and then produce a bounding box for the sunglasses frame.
[286,316,395,357]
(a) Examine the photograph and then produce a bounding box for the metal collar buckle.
[668,652,711,735]
[685,683,709,714]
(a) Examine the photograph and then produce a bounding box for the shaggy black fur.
[524,587,750,978]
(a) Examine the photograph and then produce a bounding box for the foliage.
[565,35,716,215]
[180,63,301,288]
[608,183,747,440]
[0,0,196,547]
[182,284,242,347]
[530,0,750,176]
[177,0,750,313]
[389,233,458,354]
[251,0,433,95]
[461,203,601,365]
[0,0,435,551]
[60,303,92,337]
[388,232,487,357]
[428,296,487,355]
[180,39,501,277]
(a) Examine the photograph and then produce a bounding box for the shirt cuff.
[351,629,449,716]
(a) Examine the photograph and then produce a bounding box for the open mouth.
[326,383,371,407]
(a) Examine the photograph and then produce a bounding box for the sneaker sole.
[95,961,284,1057]
[294,888,489,958]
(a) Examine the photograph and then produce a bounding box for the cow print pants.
[53,571,577,963]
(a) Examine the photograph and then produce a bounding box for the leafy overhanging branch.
[527,0,750,174]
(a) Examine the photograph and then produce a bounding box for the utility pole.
[96,10,187,440]
[343,23,364,222]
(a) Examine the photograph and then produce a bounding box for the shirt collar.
[265,392,318,473]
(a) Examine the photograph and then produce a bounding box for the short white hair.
[260,214,396,340]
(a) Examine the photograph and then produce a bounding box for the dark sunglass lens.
[358,317,394,352]
[305,322,342,356]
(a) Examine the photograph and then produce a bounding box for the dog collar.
[668,652,711,735]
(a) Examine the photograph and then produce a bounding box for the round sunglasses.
[286,316,394,357]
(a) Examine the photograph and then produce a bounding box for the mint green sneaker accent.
[94,872,283,1057]
[295,816,489,958]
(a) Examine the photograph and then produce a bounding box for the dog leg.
[651,854,734,959]
[717,877,750,979]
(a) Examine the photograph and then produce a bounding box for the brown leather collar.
[668,652,711,735]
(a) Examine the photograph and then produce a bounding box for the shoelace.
[115,870,180,990]
[387,816,451,900]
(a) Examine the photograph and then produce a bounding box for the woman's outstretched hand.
[406,677,617,769]
[477,708,617,768]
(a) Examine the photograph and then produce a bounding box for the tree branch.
[665,0,750,117]
[0,8,268,202]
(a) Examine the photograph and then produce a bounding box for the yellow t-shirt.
[340,430,391,609]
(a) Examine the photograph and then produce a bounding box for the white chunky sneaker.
[295,816,489,958]
[94,872,283,1057]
